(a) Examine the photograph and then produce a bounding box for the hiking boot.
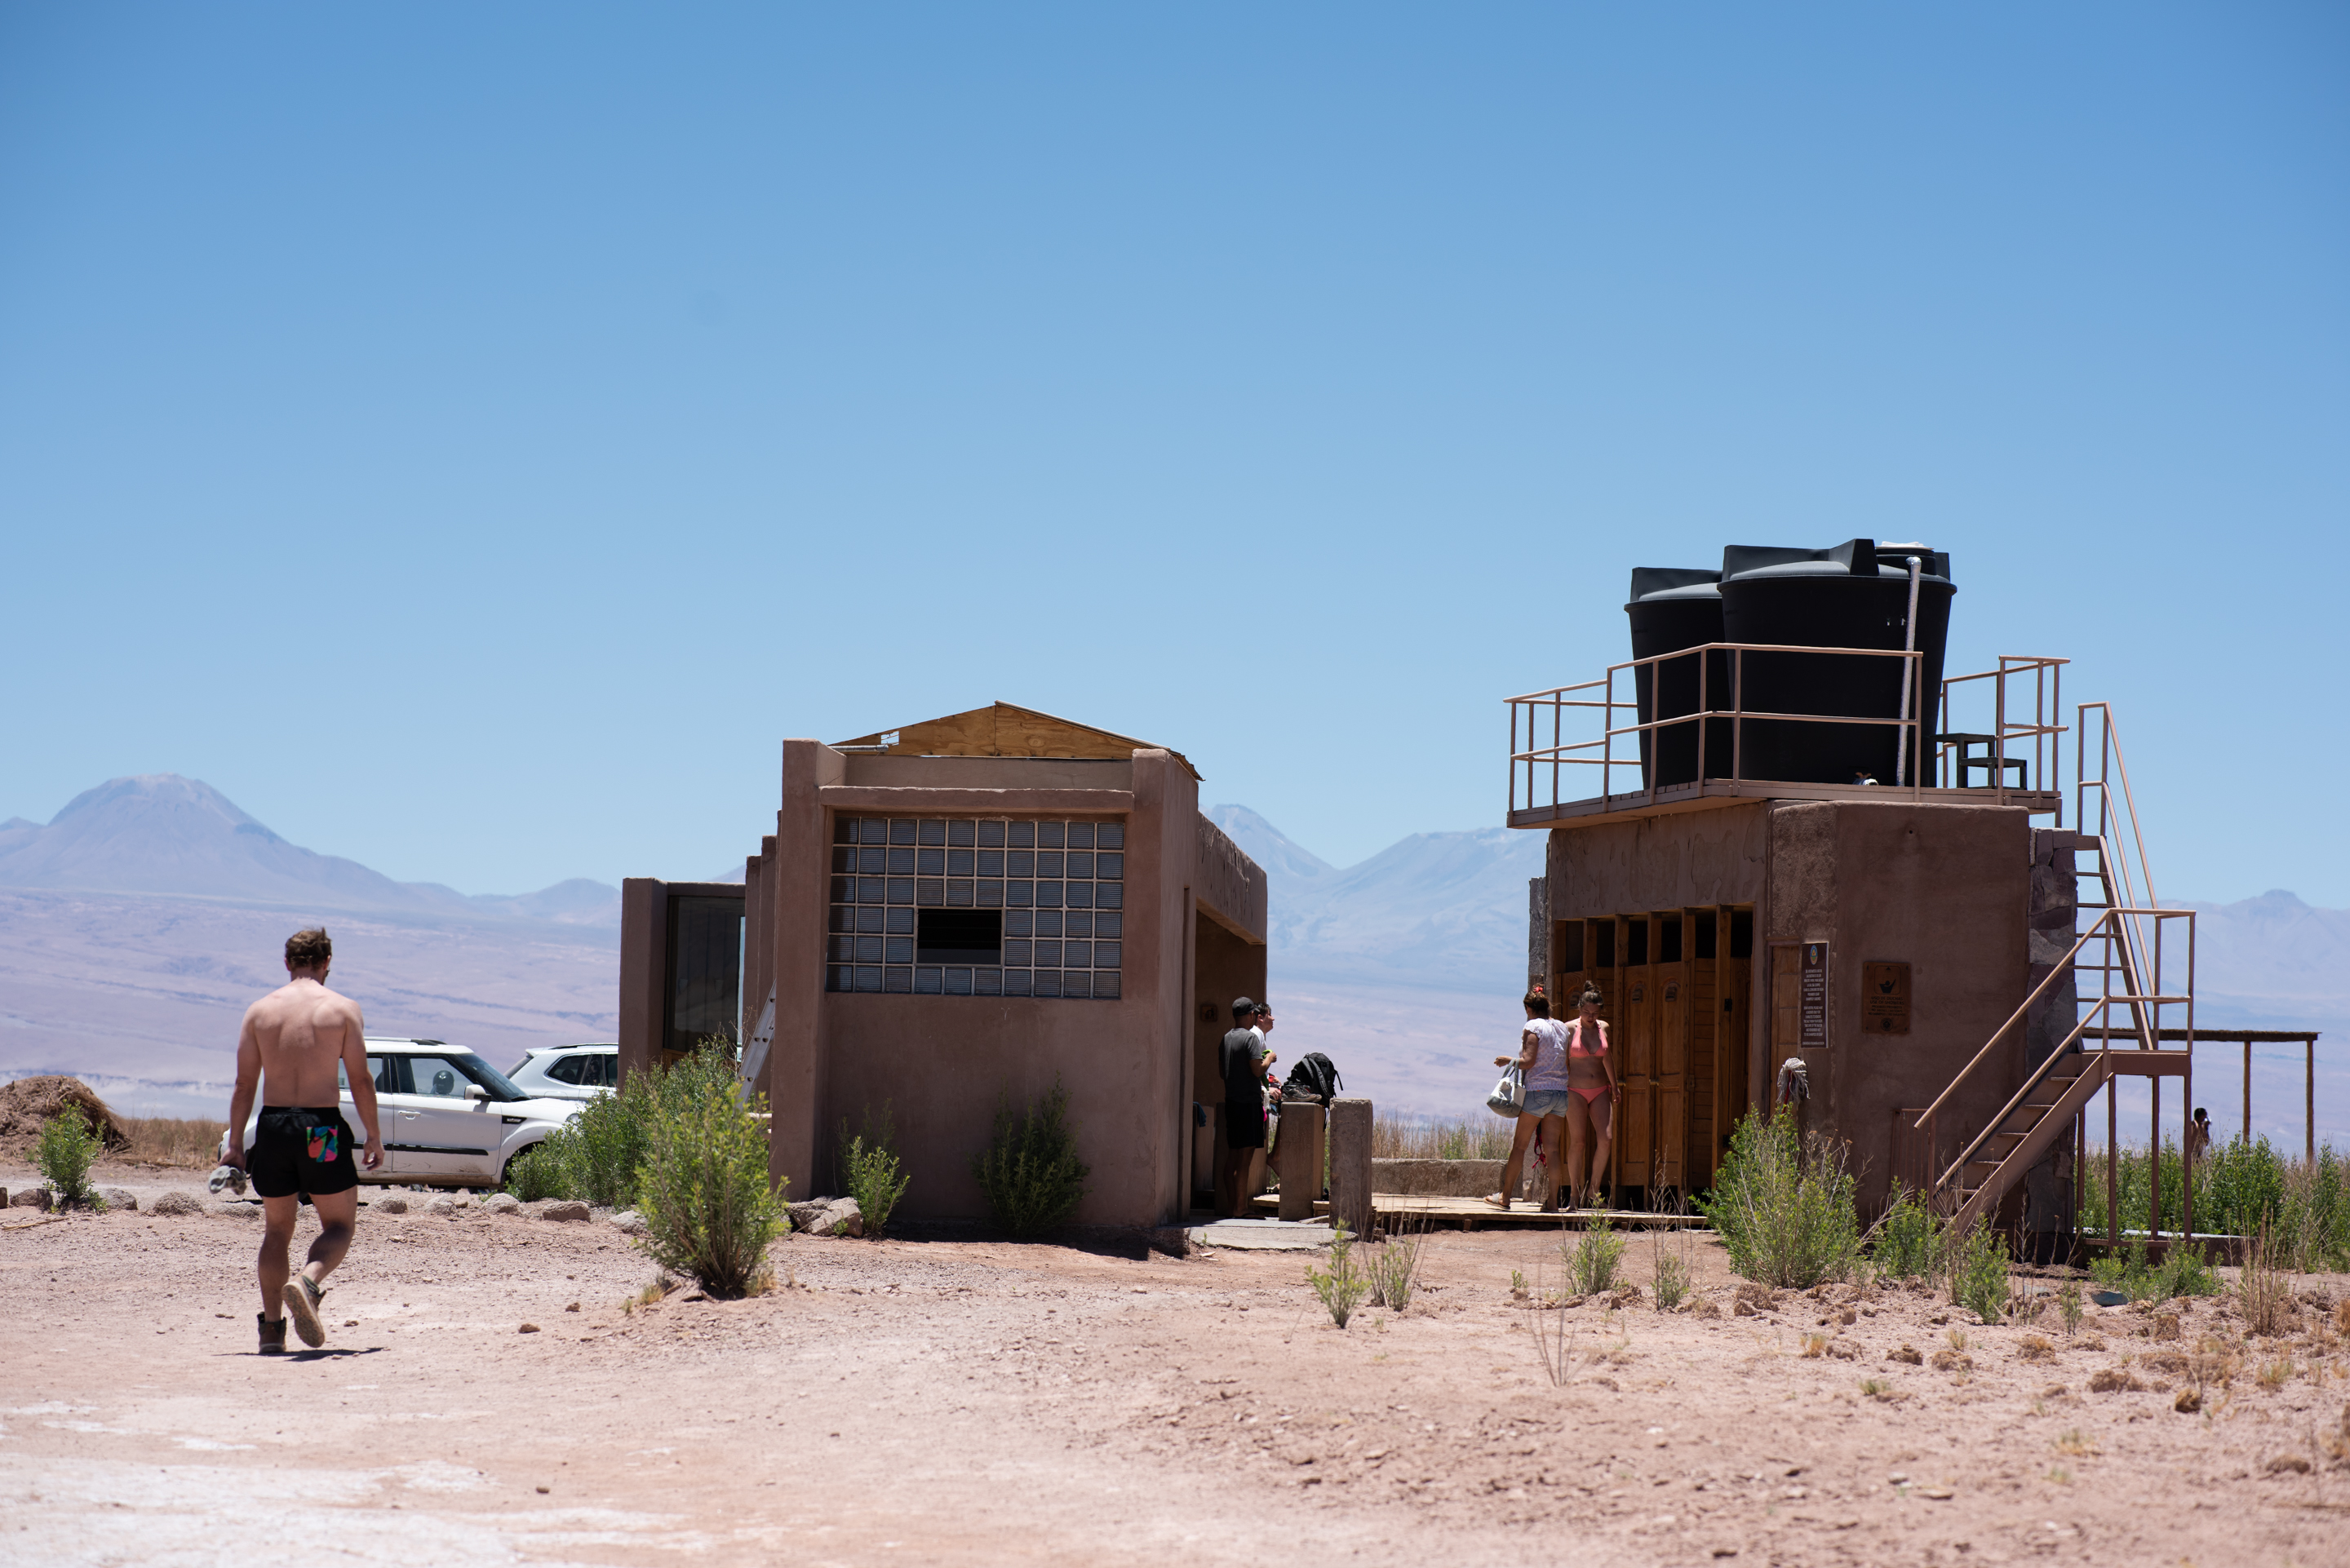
[256,1313,286,1355]
[282,1274,326,1349]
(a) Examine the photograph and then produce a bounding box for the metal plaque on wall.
[1863,961,1912,1035]
[1800,941,1828,1047]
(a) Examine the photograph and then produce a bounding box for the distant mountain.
[1210,803,1544,995]
[0,775,619,925]
[2179,890,2350,1022]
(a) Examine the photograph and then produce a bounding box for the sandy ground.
[4,1160,2349,1568]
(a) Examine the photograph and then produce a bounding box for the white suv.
[242,1038,584,1190]
[507,1043,619,1102]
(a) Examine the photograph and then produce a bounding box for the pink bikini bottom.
[1568,1083,1612,1106]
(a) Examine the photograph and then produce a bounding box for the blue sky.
[2,5,2345,901]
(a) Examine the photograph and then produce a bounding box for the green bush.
[1946,1222,2011,1323]
[503,1139,569,1202]
[1695,1111,1860,1289]
[1869,1186,1946,1281]
[634,1043,787,1297]
[838,1105,911,1235]
[972,1079,1090,1236]
[1567,1213,1627,1296]
[1307,1220,1369,1327]
[2077,1139,2348,1271]
[1367,1224,1425,1311]
[2088,1236,2221,1304]
[1651,1232,1692,1310]
[36,1110,103,1208]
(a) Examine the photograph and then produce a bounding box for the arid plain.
[5,1158,2348,1568]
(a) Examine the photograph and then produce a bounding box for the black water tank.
[1625,568,1730,788]
[1717,539,1954,785]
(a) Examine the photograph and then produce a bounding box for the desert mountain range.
[0,775,2341,1138]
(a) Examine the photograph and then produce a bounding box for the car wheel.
[500,1142,550,1191]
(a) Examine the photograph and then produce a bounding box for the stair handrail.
[2076,702,2171,1026]
[1912,910,2129,1132]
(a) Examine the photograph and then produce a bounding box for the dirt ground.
[5,1159,2349,1568]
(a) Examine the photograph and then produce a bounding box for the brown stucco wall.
[1537,798,2034,1216]
[674,741,1267,1229]
[1766,800,2031,1216]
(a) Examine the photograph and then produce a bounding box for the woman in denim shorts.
[1487,988,1575,1211]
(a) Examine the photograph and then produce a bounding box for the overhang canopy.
[833,702,1201,782]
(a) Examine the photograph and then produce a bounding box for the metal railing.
[1507,647,2068,819]
[1912,905,2195,1236]
[1932,655,2068,813]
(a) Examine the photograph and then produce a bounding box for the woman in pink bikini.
[1561,985,1618,1209]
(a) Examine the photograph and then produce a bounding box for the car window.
[548,1055,585,1085]
[367,1055,405,1094]
[593,1054,615,1087]
[410,1056,472,1098]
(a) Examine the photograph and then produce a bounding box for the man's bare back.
[239,978,369,1106]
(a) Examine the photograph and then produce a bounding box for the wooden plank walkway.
[1248,1194,1712,1231]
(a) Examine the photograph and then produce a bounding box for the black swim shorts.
[248,1105,359,1198]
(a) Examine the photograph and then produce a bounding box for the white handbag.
[1486,1063,1526,1118]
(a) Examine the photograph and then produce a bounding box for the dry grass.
[114,1117,222,1169]
[1371,1114,1513,1162]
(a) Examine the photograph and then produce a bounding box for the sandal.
[282,1274,326,1349]
[1482,1194,1511,1211]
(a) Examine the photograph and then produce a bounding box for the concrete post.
[1276,1101,1325,1222]
[1327,1096,1372,1239]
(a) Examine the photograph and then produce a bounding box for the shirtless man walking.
[224,927,383,1353]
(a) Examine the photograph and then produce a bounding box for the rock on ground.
[148,1190,203,1216]
[375,1196,410,1215]
[483,1193,523,1215]
[610,1208,647,1235]
[789,1197,863,1238]
[539,1200,591,1222]
[9,1187,50,1209]
[426,1196,462,1216]
[98,1187,137,1211]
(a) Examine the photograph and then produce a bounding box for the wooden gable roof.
[833,702,1200,782]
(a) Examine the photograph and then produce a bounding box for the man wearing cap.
[1216,997,1274,1217]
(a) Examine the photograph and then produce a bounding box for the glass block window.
[826,818,1126,999]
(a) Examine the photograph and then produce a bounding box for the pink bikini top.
[1567,1019,1606,1058]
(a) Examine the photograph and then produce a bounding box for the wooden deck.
[1248,1194,1712,1231]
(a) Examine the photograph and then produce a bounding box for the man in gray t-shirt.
[1216,997,1272,1216]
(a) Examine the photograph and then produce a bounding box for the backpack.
[1282,1052,1342,1106]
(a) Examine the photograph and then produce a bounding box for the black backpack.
[1282,1052,1342,1105]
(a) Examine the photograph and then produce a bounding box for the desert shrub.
[1371,1114,1513,1161]
[633,1043,787,1297]
[1367,1219,1425,1311]
[1567,1213,1627,1296]
[2057,1278,2085,1337]
[2088,1236,2220,1304]
[1307,1220,1369,1328]
[1870,1185,1946,1281]
[2078,1140,2348,1271]
[2240,1222,2299,1337]
[1946,1222,2011,1323]
[1696,1111,1860,1289]
[35,1110,103,1208]
[1652,1229,1692,1310]
[503,1139,570,1202]
[972,1079,1090,1236]
[838,1105,911,1235]
[117,1116,220,1169]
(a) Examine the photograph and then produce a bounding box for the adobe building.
[619,703,1268,1229]
[1514,541,2198,1254]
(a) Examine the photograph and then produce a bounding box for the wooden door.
[1656,945,1687,1195]
[1721,908,1754,1149]
[1616,915,1654,1194]
[1685,908,1719,1192]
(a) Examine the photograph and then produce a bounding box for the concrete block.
[1276,1101,1325,1222]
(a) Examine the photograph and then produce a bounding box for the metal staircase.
[1914,703,2196,1236]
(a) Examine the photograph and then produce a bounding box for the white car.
[240,1037,583,1190]
[507,1043,620,1102]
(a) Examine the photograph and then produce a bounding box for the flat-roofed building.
[619,703,1266,1228]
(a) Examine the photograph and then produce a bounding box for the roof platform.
[1507,777,2061,831]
